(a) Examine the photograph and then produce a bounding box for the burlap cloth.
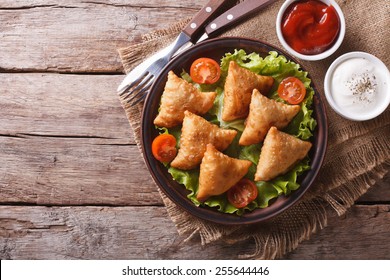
[117,0,389,259]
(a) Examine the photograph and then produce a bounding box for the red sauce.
[281,0,340,55]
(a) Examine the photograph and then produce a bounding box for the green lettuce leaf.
[168,167,200,206]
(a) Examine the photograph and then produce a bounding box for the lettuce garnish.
[162,50,316,215]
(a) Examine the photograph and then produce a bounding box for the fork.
[118,0,234,106]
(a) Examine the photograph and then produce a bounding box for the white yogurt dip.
[331,57,380,114]
[324,52,390,121]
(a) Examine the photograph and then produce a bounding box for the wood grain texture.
[1,74,131,141]
[0,73,156,205]
[0,136,161,205]
[0,205,389,259]
[0,0,202,73]
[358,173,390,203]
[285,204,390,260]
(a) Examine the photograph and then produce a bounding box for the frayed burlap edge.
[116,0,390,259]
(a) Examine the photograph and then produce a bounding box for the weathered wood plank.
[0,72,158,205]
[0,205,389,259]
[0,73,132,142]
[286,205,390,259]
[0,0,201,8]
[0,136,161,205]
[358,173,390,203]
[0,0,204,72]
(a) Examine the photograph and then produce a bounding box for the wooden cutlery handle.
[182,0,235,42]
[205,0,277,37]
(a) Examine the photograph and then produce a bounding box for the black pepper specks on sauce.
[345,66,377,106]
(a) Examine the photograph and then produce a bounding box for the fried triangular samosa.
[154,71,216,128]
[239,89,300,145]
[170,111,237,170]
[255,127,312,181]
[197,144,252,202]
[222,61,274,121]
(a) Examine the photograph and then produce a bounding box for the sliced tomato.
[227,178,258,209]
[190,57,221,84]
[151,134,177,163]
[277,76,306,104]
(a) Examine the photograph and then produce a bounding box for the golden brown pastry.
[255,127,312,181]
[239,89,300,146]
[170,111,237,170]
[153,71,216,128]
[197,144,252,202]
[222,61,274,121]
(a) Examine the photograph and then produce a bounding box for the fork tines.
[120,72,155,106]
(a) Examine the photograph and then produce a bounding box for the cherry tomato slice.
[151,134,177,163]
[190,57,221,84]
[277,76,306,105]
[227,178,258,209]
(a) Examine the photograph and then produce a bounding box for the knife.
[205,0,277,37]
[174,0,278,55]
[117,0,277,94]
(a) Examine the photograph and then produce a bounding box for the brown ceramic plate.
[141,37,327,225]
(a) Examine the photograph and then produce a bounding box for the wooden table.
[1,0,389,259]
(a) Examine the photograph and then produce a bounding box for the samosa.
[154,71,216,128]
[255,127,312,181]
[197,144,252,202]
[222,61,274,121]
[170,111,237,170]
[239,89,300,145]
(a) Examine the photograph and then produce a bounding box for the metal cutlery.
[118,0,277,106]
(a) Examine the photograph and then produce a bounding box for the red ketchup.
[281,0,340,55]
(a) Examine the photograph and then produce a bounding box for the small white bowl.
[324,52,390,121]
[276,0,346,61]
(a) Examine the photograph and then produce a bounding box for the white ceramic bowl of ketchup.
[276,0,346,61]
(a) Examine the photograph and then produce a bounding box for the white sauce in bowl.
[324,52,390,120]
[332,57,380,113]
